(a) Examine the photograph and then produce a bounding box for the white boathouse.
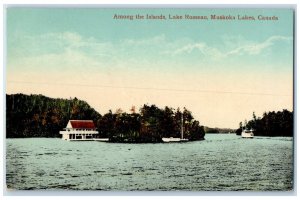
[60,120,99,141]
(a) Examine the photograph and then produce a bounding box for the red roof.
[70,120,96,129]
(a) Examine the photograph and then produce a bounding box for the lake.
[6,134,293,191]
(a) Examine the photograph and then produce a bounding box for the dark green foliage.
[205,127,220,133]
[6,94,101,138]
[203,127,236,134]
[98,104,205,142]
[236,110,293,137]
[6,94,205,142]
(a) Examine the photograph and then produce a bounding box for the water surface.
[6,134,293,191]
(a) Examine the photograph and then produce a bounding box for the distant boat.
[162,112,189,143]
[241,129,254,138]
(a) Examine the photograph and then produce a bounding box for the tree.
[7,94,206,141]
[238,110,293,137]
[6,94,101,138]
[235,122,243,135]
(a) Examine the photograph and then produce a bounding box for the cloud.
[165,35,292,60]
[172,43,206,55]
[8,32,116,76]
[16,32,114,59]
[226,36,292,56]
[8,32,292,72]
[167,42,226,60]
[121,34,167,47]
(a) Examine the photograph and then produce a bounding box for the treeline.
[203,126,236,134]
[6,94,101,138]
[236,110,293,137]
[99,105,205,142]
[6,94,205,142]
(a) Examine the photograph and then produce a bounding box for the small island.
[6,93,205,142]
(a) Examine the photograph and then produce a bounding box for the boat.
[162,137,181,142]
[93,138,109,142]
[241,129,254,138]
[162,112,189,143]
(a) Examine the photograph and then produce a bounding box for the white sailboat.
[162,112,189,143]
[162,137,181,142]
[93,138,109,142]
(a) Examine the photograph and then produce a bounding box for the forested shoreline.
[6,93,293,140]
[6,94,101,138]
[203,127,236,134]
[6,94,205,142]
[235,110,293,137]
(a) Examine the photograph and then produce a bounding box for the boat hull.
[162,137,180,143]
[93,138,109,142]
[162,137,189,143]
[241,130,254,138]
[242,135,254,138]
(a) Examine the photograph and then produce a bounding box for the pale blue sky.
[6,8,294,128]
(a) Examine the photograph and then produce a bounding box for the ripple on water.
[5,135,293,191]
[121,172,133,176]
[94,170,106,173]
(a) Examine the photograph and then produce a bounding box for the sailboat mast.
[181,112,183,139]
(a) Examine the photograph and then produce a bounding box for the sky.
[6,7,294,128]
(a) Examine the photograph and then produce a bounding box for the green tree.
[238,110,293,137]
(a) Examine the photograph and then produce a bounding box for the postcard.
[5,6,294,193]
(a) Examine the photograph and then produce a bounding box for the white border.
[1,0,299,200]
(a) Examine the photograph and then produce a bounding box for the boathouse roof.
[67,120,96,129]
